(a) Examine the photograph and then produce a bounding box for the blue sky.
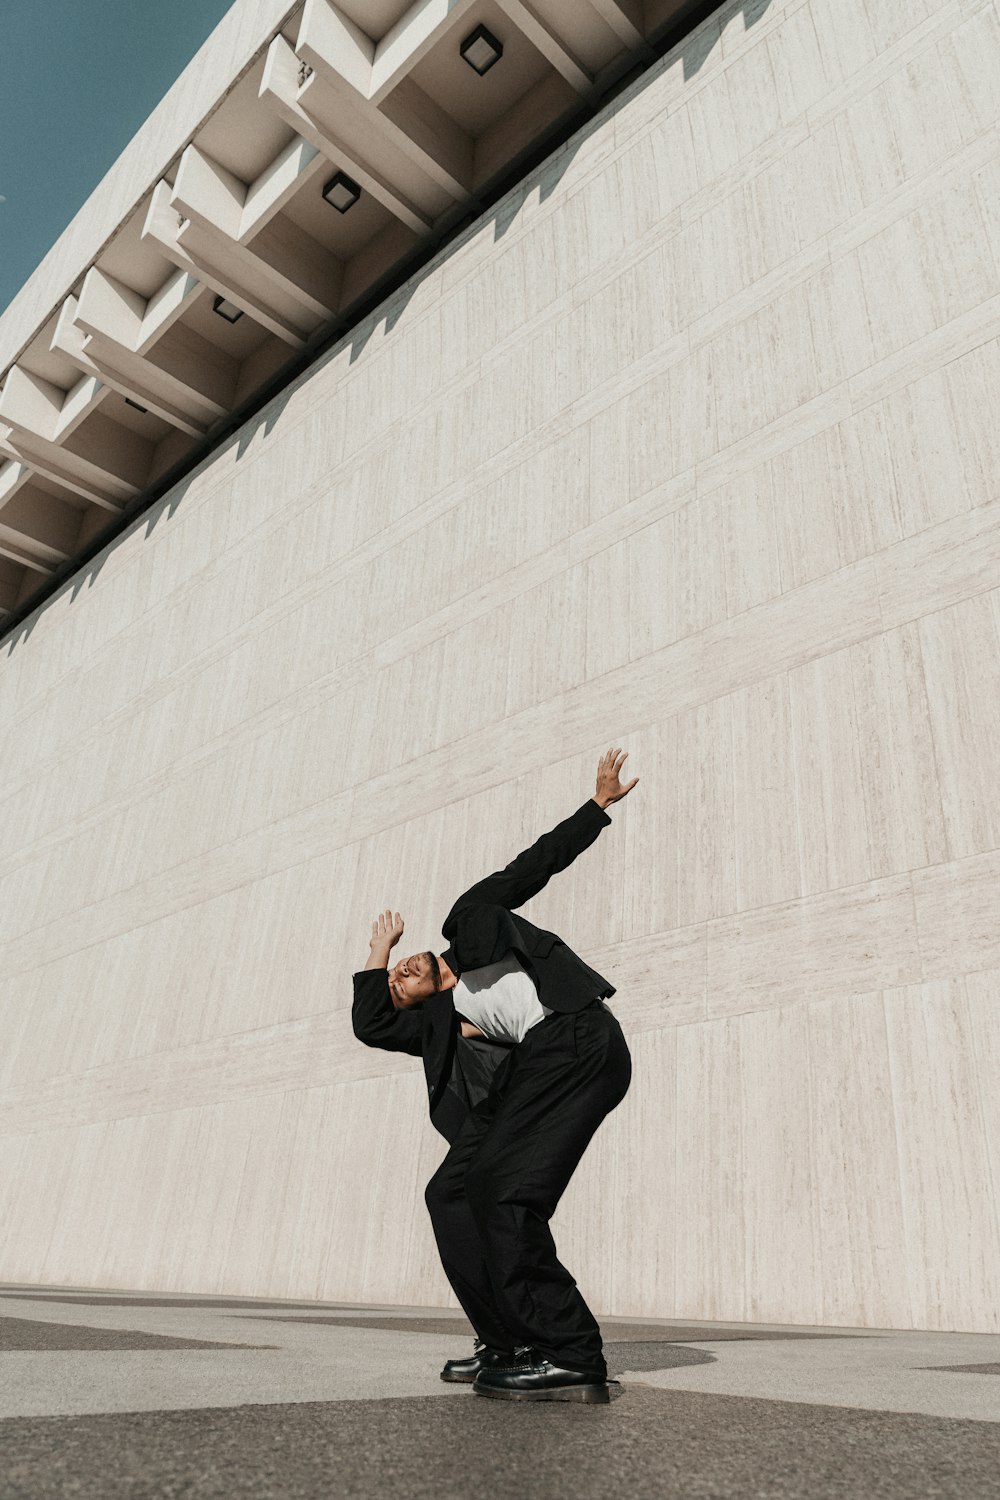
[0,0,236,312]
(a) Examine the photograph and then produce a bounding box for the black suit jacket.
[351,795,616,1141]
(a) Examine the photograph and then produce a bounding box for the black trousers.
[424,1002,632,1380]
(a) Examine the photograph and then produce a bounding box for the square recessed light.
[212,294,244,324]
[460,23,503,75]
[322,170,362,213]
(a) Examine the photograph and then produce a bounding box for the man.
[352,747,639,1405]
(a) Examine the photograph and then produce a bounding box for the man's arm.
[352,916,423,1057]
[441,749,638,926]
[443,798,611,923]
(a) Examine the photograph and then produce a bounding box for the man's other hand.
[594,747,639,808]
[370,909,404,953]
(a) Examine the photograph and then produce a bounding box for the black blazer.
[351,795,616,1140]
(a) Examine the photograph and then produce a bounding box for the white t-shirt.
[451,950,554,1045]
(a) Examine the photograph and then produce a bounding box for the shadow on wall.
[684,0,772,77]
[1,0,772,657]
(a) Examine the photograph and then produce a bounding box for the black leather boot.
[440,1338,531,1383]
[473,1354,613,1403]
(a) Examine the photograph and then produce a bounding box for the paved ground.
[1,1286,998,1499]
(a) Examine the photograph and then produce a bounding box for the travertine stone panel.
[806,990,911,1329]
[912,845,1000,978]
[606,1025,678,1317]
[918,592,1000,859]
[2,0,999,1330]
[882,975,1000,1331]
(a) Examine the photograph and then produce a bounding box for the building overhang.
[0,0,708,631]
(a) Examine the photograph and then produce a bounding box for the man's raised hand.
[370,909,405,952]
[595,747,639,807]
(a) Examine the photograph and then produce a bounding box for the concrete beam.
[587,0,646,48]
[0,481,79,565]
[494,0,593,94]
[375,77,475,201]
[242,136,327,240]
[300,1,473,200]
[0,362,149,508]
[176,136,332,246]
[297,0,374,97]
[75,269,229,429]
[0,536,57,575]
[172,146,341,320]
[0,459,33,507]
[74,265,200,359]
[142,182,311,349]
[0,0,304,381]
[51,296,209,438]
[0,556,24,614]
[0,365,103,445]
[84,340,218,438]
[0,424,131,512]
[261,35,433,234]
[172,145,246,241]
[368,0,481,105]
[0,368,62,441]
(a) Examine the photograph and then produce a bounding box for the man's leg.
[424,1065,521,1352]
[463,1005,632,1380]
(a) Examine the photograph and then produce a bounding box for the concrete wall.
[2,0,999,1331]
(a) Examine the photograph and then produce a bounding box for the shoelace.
[473,1337,536,1359]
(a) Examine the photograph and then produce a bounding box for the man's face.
[388,951,440,1009]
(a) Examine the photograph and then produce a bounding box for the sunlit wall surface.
[1,0,998,1331]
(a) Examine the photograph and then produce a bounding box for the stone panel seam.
[5,567,999,959]
[4,160,992,769]
[0,112,983,762]
[4,187,997,808]
[0,553,876,941]
[801,0,980,137]
[1,570,996,977]
[4,954,999,1138]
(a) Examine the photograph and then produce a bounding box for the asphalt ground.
[2,1285,998,1500]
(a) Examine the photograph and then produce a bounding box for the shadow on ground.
[5,1387,999,1500]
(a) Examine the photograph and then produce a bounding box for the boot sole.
[440,1370,477,1382]
[472,1381,611,1404]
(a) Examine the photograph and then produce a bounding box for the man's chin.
[392,993,419,1011]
